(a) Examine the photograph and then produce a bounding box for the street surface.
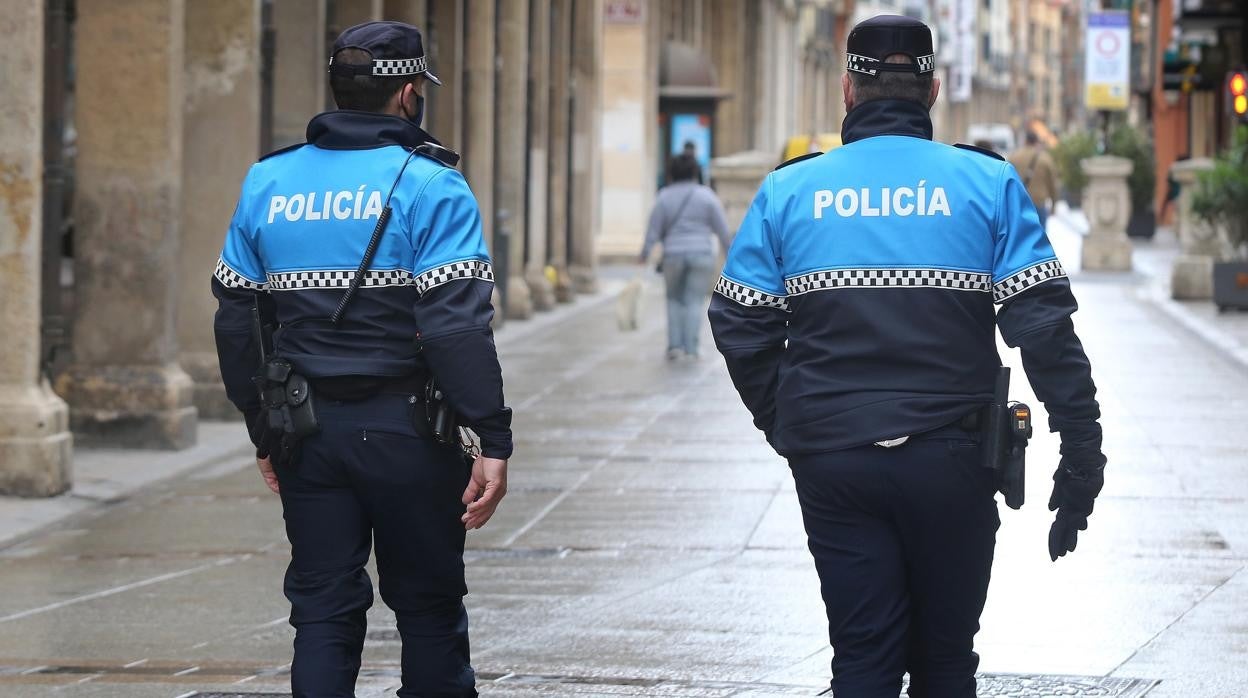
[1,229,1246,696]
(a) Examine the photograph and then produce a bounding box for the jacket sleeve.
[993,170,1105,467]
[708,175,789,442]
[212,166,269,444]
[411,168,513,459]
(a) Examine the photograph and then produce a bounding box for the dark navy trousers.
[788,431,1000,698]
[274,393,476,698]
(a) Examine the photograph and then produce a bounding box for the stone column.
[523,0,556,311]
[597,0,651,260]
[272,0,327,146]
[495,0,533,319]
[1079,156,1134,272]
[1170,158,1219,300]
[384,0,426,27]
[462,0,495,249]
[568,0,603,293]
[178,0,261,420]
[333,0,384,28]
[708,151,777,231]
[0,0,73,496]
[58,0,197,449]
[546,0,574,302]
[426,0,463,148]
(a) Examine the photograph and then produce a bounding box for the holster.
[423,377,478,468]
[258,358,320,467]
[977,367,1031,510]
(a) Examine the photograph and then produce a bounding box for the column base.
[54,363,198,450]
[0,383,73,497]
[1171,254,1215,300]
[570,264,599,294]
[181,351,237,420]
[552,265,575,303]
[506,276,534,320]
[525,269,556,312]
[1081,234,1133,272]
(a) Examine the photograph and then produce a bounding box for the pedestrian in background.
[212,21,510,697]
[641,153,731,360]
[710,15,1105,696]
[1008,129,1060,229]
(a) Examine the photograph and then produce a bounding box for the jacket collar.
[305,110,442,150]
[841,99,934,144]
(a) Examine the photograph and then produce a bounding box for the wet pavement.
[1,244,1247,696]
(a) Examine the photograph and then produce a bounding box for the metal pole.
[40,0,70,379]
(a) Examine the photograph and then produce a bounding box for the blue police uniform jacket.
[212,111,512,459]
[709,99,1102,463]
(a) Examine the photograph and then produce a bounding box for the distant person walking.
[641,154,731,360]
[1007,130,1059,228]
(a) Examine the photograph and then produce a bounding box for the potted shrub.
[1107,124,1157,239]
[1191,125,1248,311]
[1053,131,1097,208]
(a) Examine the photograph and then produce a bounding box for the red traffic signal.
[1229,70,1248,120]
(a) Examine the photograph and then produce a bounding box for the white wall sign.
[1085,11,1131,111]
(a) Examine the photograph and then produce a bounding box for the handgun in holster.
[424,377,479,467]
[980,367,1032,510]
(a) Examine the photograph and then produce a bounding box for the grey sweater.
[641,181,732,260]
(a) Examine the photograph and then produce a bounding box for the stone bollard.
[1169,158,1219,300]
[709,151,780,233]
[1079,156,1135,271]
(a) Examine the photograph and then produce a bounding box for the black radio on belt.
[981,367,1031,510]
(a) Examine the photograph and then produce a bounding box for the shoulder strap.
[661,188,697,241]
[775,151,822,170]
[1021,150,1041,188]
[954,143,1004,161]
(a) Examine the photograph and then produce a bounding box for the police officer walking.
[213,21,511,698]
[709,15,1106,697]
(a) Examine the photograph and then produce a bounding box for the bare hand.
[256,456,280,495]
[461,456,508,529]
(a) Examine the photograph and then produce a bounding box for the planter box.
[1213,261,1248,311]
[1127,209,1156,239]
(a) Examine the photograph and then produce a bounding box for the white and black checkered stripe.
[992,260,1066,303]
[372,56,428,76]
[413,260,494,294]
[214,258,267,291]
[266,269,414,291]
[846,53,879,76]
[846,52,935,75]
[714,276,790,311]
[785,268,991,295]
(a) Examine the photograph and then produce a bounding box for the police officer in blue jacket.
[213,21,510,698]
[709,15,1107,697]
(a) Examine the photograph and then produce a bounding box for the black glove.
[245,408,277,460]
[1047,459,1105,561]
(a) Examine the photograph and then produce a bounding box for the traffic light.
[1229,69,1248,123]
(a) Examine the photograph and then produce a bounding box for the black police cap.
[846,15,935,78]
[328,20,442,86]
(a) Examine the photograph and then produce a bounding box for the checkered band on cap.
[846,52,936,76]
[714,276,790,312]
[214,258,267,291]
[265,268,414,291]
[785,268,991,296]
[846,53,879,76]
[413,260,494,294]
[992,260,1066,303]
[372,56,428,76]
